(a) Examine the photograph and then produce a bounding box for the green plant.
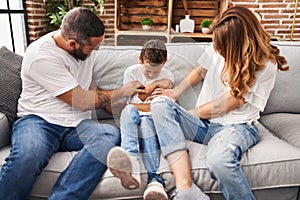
[200,19,212,28]
[47,0,105,27]
[140,18,154,26]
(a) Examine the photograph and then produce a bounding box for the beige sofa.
[1,42,300,199]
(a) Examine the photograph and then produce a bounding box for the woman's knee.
[206,143,240,179]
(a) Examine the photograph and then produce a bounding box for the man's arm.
[57,81,147,113]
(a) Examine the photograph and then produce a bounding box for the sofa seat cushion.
[259,113,300,148]
[159,122,300,193]
[1,122,299,199]
[0,147,148,199]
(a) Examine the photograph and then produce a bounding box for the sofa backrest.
[93,42,300,119]
[261,42,300,115]
[93,43,210,111]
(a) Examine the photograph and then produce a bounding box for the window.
[0,0,29,55]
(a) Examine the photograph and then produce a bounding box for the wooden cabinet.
[114,0,229,45]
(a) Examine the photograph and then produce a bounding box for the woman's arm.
[151,66,207,100]
[189,90,242,119]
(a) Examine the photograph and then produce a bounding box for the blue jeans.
[0,114,120,200]
[120,105,164,185]
[151,96,259,200]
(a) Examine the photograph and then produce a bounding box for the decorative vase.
[201,27,212,34]
[142,25,152,31]
[179,15,194,33]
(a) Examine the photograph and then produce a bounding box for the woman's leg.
[206,123,259,200]
[151,96,209,199]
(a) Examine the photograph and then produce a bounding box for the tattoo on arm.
[97,90,112,112]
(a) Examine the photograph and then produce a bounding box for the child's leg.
[139,116,168,200]
[107,105,141,190]
[139,115,163,184]
[120,105,140,157]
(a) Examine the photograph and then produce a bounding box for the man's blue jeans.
[120,105,164,185]
[0,114,120,200]
[151,96,259,200]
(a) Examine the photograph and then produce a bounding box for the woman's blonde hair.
[211,6,288,103]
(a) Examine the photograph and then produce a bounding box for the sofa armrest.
[0,112,10,148]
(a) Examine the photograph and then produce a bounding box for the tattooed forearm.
[97,90,112,112]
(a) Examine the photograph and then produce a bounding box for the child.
[107,40,174,200]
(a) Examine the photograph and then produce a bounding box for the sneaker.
[107,146,141,190]
[143,182,168,200]
[169,183,210,200]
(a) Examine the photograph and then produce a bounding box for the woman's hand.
[148,88,178,101]
[153,79,174,89]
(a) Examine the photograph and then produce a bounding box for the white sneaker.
[169,183,210,200]
[143,182,168,200]
[107,146,141,190]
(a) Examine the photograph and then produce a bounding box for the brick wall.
[26,0,300,43]
[231,0,300,41]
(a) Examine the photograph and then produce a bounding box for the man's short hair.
[61,7,105,46]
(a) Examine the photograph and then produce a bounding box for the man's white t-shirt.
[196,44,277,125]
[123,64,174,104]
[17,31,97,127]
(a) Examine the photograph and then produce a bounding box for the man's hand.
[120,81,147,98]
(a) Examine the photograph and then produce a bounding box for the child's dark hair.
[140,40,167,67]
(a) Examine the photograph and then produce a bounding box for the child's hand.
[153,79,174,89]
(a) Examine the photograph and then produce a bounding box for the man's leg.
[0,115,62,200]
[49,119,120,200]
[206,123,259,200]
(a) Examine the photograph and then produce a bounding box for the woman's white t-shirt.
[17,31,97,127]
[196,44,277,125]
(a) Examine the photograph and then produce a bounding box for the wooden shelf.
[114,0,229,45]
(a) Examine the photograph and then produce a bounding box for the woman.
[150,6,288,200]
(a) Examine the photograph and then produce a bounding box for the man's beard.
[71,48,89,61]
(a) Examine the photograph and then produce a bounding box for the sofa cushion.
[1,122,299,199]
[0,112,10,148]
[158,122,300,193]
[259,113,300,148]
[0,46,22,128]
[262,42,300,115]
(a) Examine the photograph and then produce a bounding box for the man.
[0,7,145,200]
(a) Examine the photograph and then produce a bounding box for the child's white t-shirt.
[196,44,277,125]
[17,31,97,127]
[123,64,174,104]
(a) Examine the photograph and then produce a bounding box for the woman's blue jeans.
[150,96,259,200]
[120,105,164,185]
[0,114,120,200]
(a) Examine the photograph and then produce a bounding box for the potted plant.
[200,19,212,34]
[47,0,105,28]
[140,17,154,31]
